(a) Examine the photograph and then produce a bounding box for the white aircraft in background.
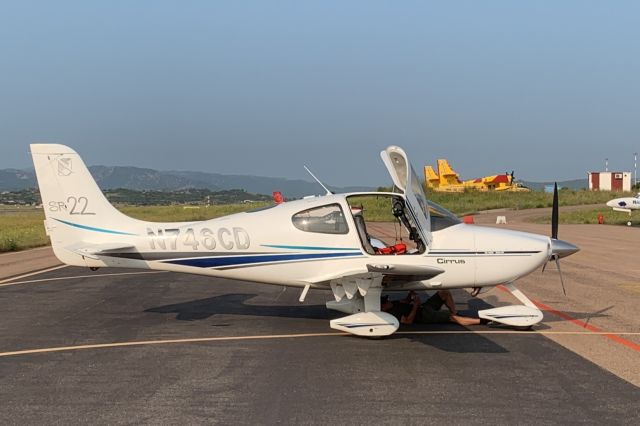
[30,144,579,337]
[606,193,640,226]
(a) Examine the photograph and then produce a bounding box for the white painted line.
[0,270,167,288]
[0,265,68,286]
[1,330,639,358]
[0,333,344,357]
[396,331,640,335]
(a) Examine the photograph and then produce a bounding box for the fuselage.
[57,192,552,291]
[607,194,640,211]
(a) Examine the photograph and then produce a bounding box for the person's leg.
[436,290,457,315]
[450,314,481,326]
[424,292,446,311]
[418,306,483,326]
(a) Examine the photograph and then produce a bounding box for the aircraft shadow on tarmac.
[467,295,614,327]
[145,293,329,321]
[146,293,510,354]
[389,330,509,354]
[537,305,615,326]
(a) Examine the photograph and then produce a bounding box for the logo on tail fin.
[57,158,73,176]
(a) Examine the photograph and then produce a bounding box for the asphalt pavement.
[1,265,638,424]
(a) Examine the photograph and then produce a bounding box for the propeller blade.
[554,256,567,296]
[551,182,559,240]
[544,185,570,296]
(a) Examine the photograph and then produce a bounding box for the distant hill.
[89,166,210,192]
[0,166,590,197]
[0,166,373,198]
[0,169,35,191]
[169,170,372,198]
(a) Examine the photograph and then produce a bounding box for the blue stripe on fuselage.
[163,251,363,268]
[261,244,361,251]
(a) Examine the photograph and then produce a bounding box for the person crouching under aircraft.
[381,290,486,326]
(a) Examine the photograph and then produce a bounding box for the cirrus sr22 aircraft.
[31,144,579,337]
[606,192,640,226]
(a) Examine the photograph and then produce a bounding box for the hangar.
[588,171,631,192]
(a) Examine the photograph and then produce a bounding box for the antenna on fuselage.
[304,165,333,195]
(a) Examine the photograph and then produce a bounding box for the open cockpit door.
[380,146,433,248]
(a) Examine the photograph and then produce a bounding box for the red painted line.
[496,285,640,353]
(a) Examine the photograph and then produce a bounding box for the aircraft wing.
[613,207,632,213]
[65,242,136,260]
[317,263,445,288]
[366,263,444,281]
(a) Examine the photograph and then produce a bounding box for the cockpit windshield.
[427,200,461,231]
[380,146,433,247]
[409,164,430,223]
[409,164,460,232]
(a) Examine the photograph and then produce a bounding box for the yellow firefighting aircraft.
[424,159,529,192]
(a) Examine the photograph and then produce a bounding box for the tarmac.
[0,209,639,424]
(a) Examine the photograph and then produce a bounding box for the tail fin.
[30,144,140,265]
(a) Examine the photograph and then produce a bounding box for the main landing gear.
[477,282,543,328]
[326,275,399,337]
[324,280,544,337]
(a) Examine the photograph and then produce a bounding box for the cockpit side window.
[291,204,349,234]
[346,194,425,255]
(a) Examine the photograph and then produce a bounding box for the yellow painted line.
[0,265,68,286]
[0,333,345,357]
[619,284,640,294]
[0,270,167,288]
[1,330,639,358]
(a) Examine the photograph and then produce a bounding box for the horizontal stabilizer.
[367,264,444,280]
[66,242,135,260]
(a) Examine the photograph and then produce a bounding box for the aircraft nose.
[551,239,580,259]
[606,200,616,207]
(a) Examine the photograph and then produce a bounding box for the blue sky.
[1,1,639,186]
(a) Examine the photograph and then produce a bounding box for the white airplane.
[30,144,579,337]
[606,193,640,226]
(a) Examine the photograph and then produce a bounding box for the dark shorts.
[416,293,451,324]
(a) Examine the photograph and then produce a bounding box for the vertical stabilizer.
[437,159,462,186]
[30,144,141,265]
[424,165,440,189]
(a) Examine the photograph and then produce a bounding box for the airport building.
[588,171,631,192]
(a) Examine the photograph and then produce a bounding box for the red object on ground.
[273,191,284,204]
[598,213,605,224]
[463,215,475,224]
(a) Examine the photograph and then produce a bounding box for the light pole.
[635,152,638,188]
[605,158,608,172]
